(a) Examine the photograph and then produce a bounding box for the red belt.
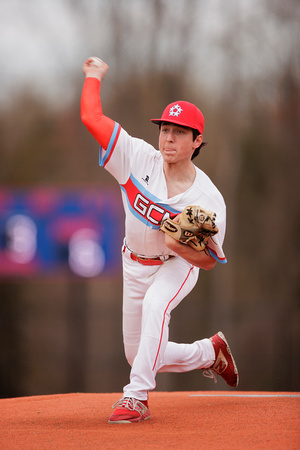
[123,246,174,266]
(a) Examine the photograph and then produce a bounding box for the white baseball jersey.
[99,123,227,263]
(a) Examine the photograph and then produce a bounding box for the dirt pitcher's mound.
[0,391,299,449]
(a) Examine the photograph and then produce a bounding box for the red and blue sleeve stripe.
[207,246,227,264]
[99,122,121,168]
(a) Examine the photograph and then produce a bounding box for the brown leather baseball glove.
[160,205,219,251]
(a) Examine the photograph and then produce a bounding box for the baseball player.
[81,57,239,424]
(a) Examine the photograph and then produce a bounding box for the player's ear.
[193,134,203,149]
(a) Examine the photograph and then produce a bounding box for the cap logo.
[169,104,183,117]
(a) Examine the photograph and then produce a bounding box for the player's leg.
[157,334,239,388]
[157,340,215,373]
[109,253,165,424]
[122,257,198,400]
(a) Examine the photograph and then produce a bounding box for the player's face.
[159,123,202,164]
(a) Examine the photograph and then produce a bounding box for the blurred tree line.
[0,0,299,397]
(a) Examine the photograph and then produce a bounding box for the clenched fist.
[82,57,109,82]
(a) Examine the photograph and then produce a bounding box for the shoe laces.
[202,369,217,384]
[112,397,147,413]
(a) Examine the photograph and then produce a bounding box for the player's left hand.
[83,57,109,82]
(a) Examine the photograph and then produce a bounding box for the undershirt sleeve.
[81,77,115,149]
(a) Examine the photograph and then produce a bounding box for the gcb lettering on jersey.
[121,175,179,229]
[134,194,170,226]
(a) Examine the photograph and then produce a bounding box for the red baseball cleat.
[108,397,150,424]
[203,331,239,387]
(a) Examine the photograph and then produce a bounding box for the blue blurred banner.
[0,188,124,278]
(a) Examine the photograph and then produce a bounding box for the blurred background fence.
[0,0,299,398]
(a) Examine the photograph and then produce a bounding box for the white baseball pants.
[121,249,215,401]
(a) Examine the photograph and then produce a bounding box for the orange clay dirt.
[0,391,299,449]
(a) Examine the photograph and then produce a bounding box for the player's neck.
[163,161,196,197]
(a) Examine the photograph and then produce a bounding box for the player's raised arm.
[81,57,115,149]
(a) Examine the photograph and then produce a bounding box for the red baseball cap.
[151,101,205,134]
